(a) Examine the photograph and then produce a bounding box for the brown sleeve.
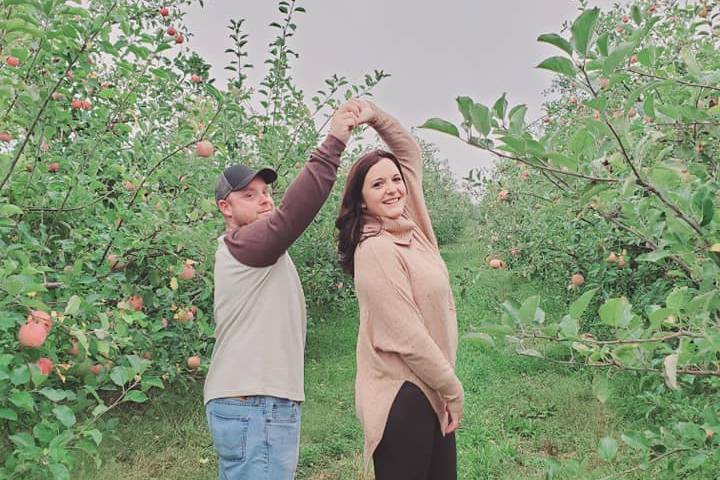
[368,106,437,248]
[224,134,345,267]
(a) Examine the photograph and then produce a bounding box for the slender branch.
[517,351,720,377]
[486,146,620,183]
[627,68,720,92]
[529,329,702,346]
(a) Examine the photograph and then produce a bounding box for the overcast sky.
[184,0,624,179]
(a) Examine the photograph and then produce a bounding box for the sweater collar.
[360,212,414,245]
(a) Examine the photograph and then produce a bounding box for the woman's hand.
[353,98,376,125]
[329,101,361,144]
[444,403,462,435]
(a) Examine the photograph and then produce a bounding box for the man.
[203,101,360,479]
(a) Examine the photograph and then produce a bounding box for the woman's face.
[361,158,407,219]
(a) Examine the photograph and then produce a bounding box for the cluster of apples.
[18,311,55,376]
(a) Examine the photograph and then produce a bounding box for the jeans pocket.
[271,400,299,424]
[208,411,250,463]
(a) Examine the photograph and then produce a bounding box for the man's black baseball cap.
[214,164,278,202]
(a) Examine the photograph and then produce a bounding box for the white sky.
[185,0,624,179]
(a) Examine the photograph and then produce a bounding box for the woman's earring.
[361,203,367,210]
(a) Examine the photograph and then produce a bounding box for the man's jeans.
[206,396,302,480]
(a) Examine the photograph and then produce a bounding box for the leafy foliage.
[428,0,720,475]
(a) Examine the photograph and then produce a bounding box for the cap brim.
[254,168,277,185]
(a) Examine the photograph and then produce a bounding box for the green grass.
[77,232,682,479]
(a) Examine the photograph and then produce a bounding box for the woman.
[335,100,464,479]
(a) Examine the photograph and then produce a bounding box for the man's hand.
[329,102,360,144]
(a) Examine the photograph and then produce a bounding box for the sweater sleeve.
[368,106,437,248]
[224,135,345,267]
[355,239,463,414]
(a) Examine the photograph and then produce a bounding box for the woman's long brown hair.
[335,149,404,276]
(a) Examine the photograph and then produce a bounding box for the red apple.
[36,357,53,375]
[71,99,82,110]
[571,273,585,286]
[175,34,184,44]
[5,56,20,67]
[159,7,169,17]
[28,310,52,333]
[129,295,144,312]
[90,364,102,375]
[190,74,202,84]
[18,321,48,348]
[179,264,195,280]
[167,26,177,36]
[48,162,60,173]
[195,140,214,157]
[0,132,11,142]
[187,355,201,370]
[489,258,506,269]
[51,92,63,101]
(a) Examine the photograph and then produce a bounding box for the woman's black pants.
[373,382,457,480]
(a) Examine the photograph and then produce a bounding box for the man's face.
[218,176,275,229]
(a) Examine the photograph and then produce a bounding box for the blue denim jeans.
[206,396,302,480]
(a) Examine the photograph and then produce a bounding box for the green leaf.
[570,288,598,319]
[48,463,70,480]
[519,296,545,324]
[571,8,600,57]
[537,33,573,56]
[53,405,76,427]
[419,118,459,138]
[501,300,522,324]
[603,43,634,75]
[10,364,30,386]
[10,391,35,411]
[84,428,103,446]
[493,93,508,120]
[0,204,23,217]
[631,5,642,25]
[593,375,610,403]
[470,103,491,137]
[91,403,109,418]
[621,431,650,450]
[64,295,81,316]
[39,388,69,402]
[141,376,165,390]
[110,366,129,387]
[536,56,576,78]
[547,153,578,172]
[558,315,579,338]
[508,105,528,135]
[598,436,618,462]
[0,408,18,421]
[123,390,148,403]
[596,33,609,56]
[10,432,35,448]
[599,297,632,328]
[456,96,473,123]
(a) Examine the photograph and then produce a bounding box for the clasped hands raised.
[328,99,375,144]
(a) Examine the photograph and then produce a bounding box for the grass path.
[77,233,648,479]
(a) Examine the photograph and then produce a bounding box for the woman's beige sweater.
[353,106,464,466]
